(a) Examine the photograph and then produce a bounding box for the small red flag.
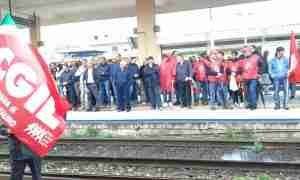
[289,32,300,83]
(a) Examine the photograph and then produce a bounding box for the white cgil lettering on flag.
[0,106,16,127]
[24,123,54,147]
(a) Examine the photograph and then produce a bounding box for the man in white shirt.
[83,62,100,111]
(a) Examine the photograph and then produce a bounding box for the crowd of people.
[49,45,297,112]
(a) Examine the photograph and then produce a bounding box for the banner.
[289,32,300,83]
[0,33,68,157]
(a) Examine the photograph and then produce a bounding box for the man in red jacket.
[193,54,209,105]
[205,49,226,110]
[160,54,177,107]
[239,46,263,110]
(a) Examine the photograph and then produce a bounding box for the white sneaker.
[163,103,168,107]
[168,102,173,107]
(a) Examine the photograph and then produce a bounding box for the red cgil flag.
[289,31,300,83]
[0,14,69,157]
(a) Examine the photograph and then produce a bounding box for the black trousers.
[177,81,192,107]
[10,158,41,180]
[230,89,243,105]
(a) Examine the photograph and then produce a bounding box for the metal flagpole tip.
[0,12,17,35]
[0,12,16,26]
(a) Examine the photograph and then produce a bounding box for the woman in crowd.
[228,50,244,107]
[193,54,209,106]
[160,54,177,107]
[269,47,290,110]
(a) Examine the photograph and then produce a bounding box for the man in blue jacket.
[269,47,290,110]
[115,60,131,112]
[95,57,111,107]
[109,58,121,106]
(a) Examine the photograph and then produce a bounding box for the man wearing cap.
[269,47,290,110]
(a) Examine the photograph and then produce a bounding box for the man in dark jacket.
[61,64,77,108]
[115,60,131,112]
[0,125,41,180]
[127,57,140,104]
[175,54,193,108]
[109,58,121,106]
[142,56,162,110]
[95,57,111,107]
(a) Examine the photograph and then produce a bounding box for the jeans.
[195,81,209,103]
[175,82,180,104]
[129,81,138,103]
[217,82,229,108]
[209,82,227,108]
[58,84,64,96]
[273,77,288,108]
[289,83,296,98]
[244,79,258,109]
[80,81,88,110]
[99,80,111,106]
[66,84,77,107]
[10,158,41,180]
[177,81,192,107]
[74,81,81,106]
[209,82,217,107]
[147,84,162,109]
[111,80,118,105]
[117,83,131,111]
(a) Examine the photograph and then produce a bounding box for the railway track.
[0,154,299,179]
[2,137,300,146]
[57,137,300,145]
[0,172,169,180]
[0,138,300,162]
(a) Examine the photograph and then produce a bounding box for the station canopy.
[0,0,268,25]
